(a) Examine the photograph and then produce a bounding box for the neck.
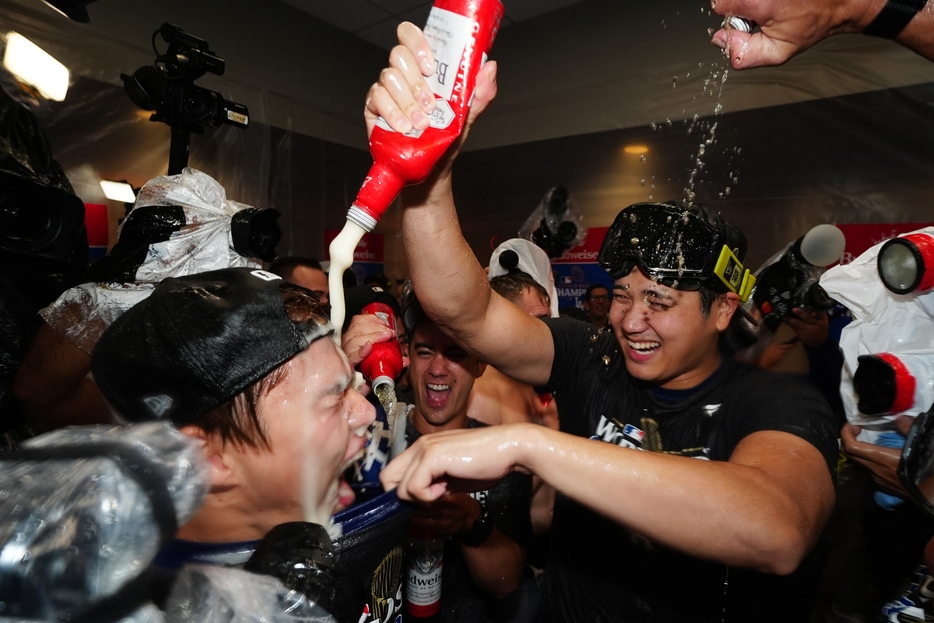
[176,489,297,543]
[659,351,724,391]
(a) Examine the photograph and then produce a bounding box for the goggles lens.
[598,203,754,301]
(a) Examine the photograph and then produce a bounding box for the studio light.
[2,32,69,101]
[878,232,934,295]
[99,180,136,203]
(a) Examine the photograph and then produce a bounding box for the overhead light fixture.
[2,32,69,101]
[623,145,649,155]
[877,232,934,295]
[99,180,136,203]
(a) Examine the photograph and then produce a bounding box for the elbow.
[755,527,812,576]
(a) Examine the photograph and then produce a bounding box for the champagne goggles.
[598,203,755,303]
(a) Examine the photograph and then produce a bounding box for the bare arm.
[366,24,554,387]
[710,0,934,68]
[383,424,834,575]
[13,324,113,433]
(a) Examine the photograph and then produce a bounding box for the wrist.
[455,504,493,547]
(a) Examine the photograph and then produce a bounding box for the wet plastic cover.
[821,226,934,440]
[0,422,209,620]
[164,565,336,623]
[40,168,261,354]
[488,238,560,317]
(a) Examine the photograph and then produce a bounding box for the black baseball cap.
[91,267,332,426]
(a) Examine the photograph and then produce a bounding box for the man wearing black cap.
[91,267,374,563]
[368,32,838,623]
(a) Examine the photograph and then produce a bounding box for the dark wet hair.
[490,273,550,306]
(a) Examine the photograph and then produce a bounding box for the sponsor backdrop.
[324,230,386,285]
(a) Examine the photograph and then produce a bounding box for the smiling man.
[582,284,611,331]
[372,26,839,623]
[397,288,531,622]
[91,267,374,567]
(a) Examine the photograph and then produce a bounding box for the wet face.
[609,268,735,389]
[408,319,486,432]
[514,286,551,319]
[286,266,329,305]
[584,286,611,321]
[232,338,374,531]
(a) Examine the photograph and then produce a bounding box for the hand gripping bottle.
[360,301,404,395]
[328,0,505,334]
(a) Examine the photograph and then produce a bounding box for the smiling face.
[229,337,375,532]
[286,265,330,305]
[609,268,736,390]
[408,318,486,433]
[584,286,611,324]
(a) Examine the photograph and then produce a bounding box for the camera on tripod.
[121,23,248,137]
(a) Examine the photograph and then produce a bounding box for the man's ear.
[474,360,488,379]
[715,292,741,332]
[178,425,238,490]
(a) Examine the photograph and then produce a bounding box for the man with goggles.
[371,28,838,623]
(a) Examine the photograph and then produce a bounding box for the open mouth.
[425,382,451,408]
[627,339,661,360]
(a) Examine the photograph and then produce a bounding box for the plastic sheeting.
[0,422,208,620]
[165,565,337,623]
[40,168,262,354]
[821,227,934,441]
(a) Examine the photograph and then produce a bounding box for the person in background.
[582,284,611,331]
[269,256,329,306]
[709,0,934,69]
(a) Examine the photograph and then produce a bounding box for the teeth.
[427,383,450,391]
[628,340,660,351]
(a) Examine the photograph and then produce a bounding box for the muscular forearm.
[401,173,492,344]
[514,424,834,574]
[459,530,525,599]
[400,173,553,386]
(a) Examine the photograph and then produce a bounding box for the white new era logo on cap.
[143,394,174,417]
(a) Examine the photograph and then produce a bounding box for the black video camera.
[121,24,248,135]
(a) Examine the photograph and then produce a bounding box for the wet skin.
[408,319,486,434]
[609,268,736,390]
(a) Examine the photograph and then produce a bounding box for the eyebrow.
[322,373,354,398]
[641,288,673,301]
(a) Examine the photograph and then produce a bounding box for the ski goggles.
[598,203,755,302]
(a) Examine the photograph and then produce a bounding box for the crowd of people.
[3,0,934,620]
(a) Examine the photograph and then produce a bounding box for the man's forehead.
[613,276,677,300]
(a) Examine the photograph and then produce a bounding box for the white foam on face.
[327,220,367,341]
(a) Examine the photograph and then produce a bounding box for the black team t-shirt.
[405,416,533,623]
[536,317,839,623]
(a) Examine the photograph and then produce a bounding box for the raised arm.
[365,24,553,386]
[710,0,934,68]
